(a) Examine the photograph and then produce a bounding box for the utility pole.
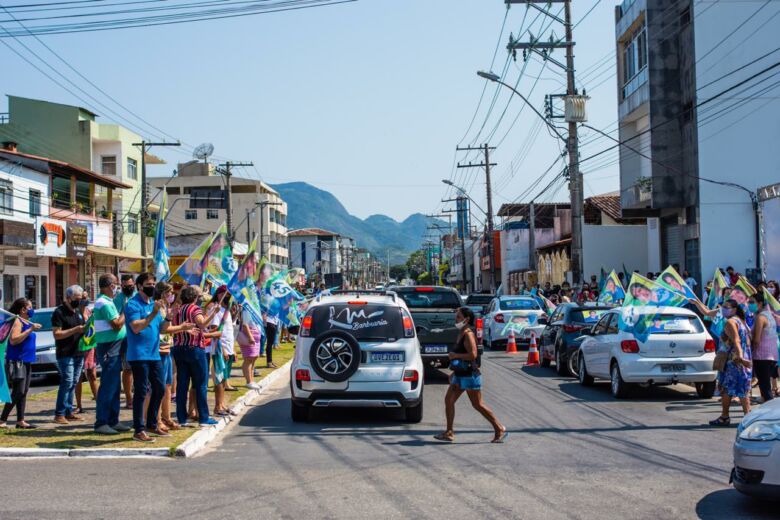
[217,161,253,245]
[456,144,497,292]
[442,203,470,293]
[529,201,536,270]
[246,208,252,246]
[133,140,180,272]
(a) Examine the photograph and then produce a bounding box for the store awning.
[87,245,149,260]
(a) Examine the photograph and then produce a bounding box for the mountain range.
[270,182,441,265]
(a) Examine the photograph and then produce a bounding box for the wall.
[694,2,780,280]
[582,224,648,278]
[499,227,556,291]
[0,159,51,223]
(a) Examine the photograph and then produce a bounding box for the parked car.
[576,307,717,399]
[29,307,59,381]
[540,303,614,375]
[732,396,780,499]
[290,291,424,423]
[464,293,494,317]
[482,296,546,350]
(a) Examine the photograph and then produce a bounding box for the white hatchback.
[482,296,547,350]
[290,291,424,423]
[577,307,717,398]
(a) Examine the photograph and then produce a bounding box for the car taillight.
[347,301,367,305]
[415,287,434,292]
[476,318,483,340]
[403,370,419,382]
[494,313,505,323]
[563,324,583,333]
[300,315,313,337]
[621,340,640,353]
[704,338,716,352]
[402,309,415,338]
[295,369,311,381]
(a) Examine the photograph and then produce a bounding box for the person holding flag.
[51,285,87,425]
[750,291,778,403]
[75,293,98,415]
[0,299,41,429]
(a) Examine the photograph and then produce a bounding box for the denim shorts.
[451,373,482,390]
[161,353,173,386]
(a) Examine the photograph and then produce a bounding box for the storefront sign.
[35,217,67,258]
[0,219,35,248]
[77,220,111,247]
[68,223,88,258]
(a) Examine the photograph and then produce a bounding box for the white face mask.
[455,320,467,330]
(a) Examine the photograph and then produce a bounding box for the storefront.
[0,218,49,310]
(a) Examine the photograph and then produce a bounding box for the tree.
[405,249,426,281]
[390,264,407,281]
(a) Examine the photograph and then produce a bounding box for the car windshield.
[30,310,54,331]
[397,291,461,309]
[499,298,540,311]
[643,315,704,334]
[571,309,611,323]
[309,304,404,341]
[466,294,493,305]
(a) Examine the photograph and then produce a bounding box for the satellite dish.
[193,143,214,162]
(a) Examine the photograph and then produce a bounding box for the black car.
[464,293,495,318]
[539,303,614,375]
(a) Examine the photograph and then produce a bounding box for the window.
[206,209,219,219]
[499,298,541,311]
[29,189,41,217]
[621,22,648,99]
[185,210,197,220]
[0,179,12,215]
[189,188,226,209]
[101,155,117,176]
[127,157,138,180]
[309,304,404,341]
[128,213,139,234]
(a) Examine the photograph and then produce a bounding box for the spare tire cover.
[309,330,361,383]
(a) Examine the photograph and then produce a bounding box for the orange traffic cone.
[526,332,540,366]
[505,330,518,354]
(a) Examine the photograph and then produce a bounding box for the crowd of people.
[0,272,296,442]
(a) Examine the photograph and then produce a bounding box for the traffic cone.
[506,330,518,354]
[526,332,540,366]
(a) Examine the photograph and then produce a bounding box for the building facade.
[287,228,351,288]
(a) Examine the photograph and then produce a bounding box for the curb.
[0,448,70,458]
[175,359,291,457]
[69,447,171,458]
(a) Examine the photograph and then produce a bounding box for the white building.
[288,228,350,286]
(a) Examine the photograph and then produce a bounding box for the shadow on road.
[557,381,708,403]
[696,489,779,519]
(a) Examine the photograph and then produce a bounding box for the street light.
[441,179,488,216]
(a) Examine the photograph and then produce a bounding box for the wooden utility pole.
[217,161,253,245]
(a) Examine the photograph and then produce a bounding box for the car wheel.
[405,395,423,423]
[578,353,594,386]
[695,381,716,399]
[610,362,630,399]
[555,343,568,376]
[291,401,310,423]
[567,349,578,377]
[308,330,361,383]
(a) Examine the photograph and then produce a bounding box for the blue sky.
[2,0,621,222]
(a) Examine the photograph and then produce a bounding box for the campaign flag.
[77,314,96,352]
[658,265,697,301]
[261,271,305,326]
[0,310,15,403]
[706,268,730,310]
[240,286,265,331]
[212,308,229,385]
[173,232,213,286]
[731,276,756,308]
[623,272,687,308]
[227,237,259,303]
[598,270,626,305]
[202,222,236,286]
[622,264,631,286]
[599,267,607,291]
[764,287,780,313]
[153,192,171,282]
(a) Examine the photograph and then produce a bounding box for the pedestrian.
[750,292,778,403]
[92,274,131,435]
[51,285,87,425]
[434,306,507,443]
[75,293,98,415]
[211,287,236,417]
[726,266,740,286]
[0,298,42,429]
[265,311,279,369]
[709,299,753,426]
[172,285,220,427]
[238,304,262,389]
[114,274,136,410]
[683,270,698,295]
[154,281,180,431]
[125,273,194,442]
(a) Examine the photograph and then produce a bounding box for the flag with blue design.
[706,268,729,310]
[0,310,16,403]
[764,288,780,313]
[173,232,213,286]
[212,308,229,385]
[624,272,687,308]
[598,270,625,305]
[261,270,305,326]
[658,265,697,301]
[240,286,265,331]
[732,276,756,309]
[78,314,96,352]
[202,222,236,286]
[227,237,258,304]
[153,191,171,282]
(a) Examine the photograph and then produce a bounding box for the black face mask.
[70,299,81,308]
[142,286,155,298]
[122,286,135,297]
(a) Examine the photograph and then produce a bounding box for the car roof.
[610,306,698,317]
[499,295,535,300]
[309,292,407,308]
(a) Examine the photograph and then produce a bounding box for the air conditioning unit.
[565,95,589,122]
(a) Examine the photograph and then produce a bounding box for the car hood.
[35,330,55,350]
[742,397,780,426]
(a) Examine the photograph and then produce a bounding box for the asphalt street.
[2,351,778,520]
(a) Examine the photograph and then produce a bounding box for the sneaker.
[180,422,198,429]
[53,416,69,425]
[133,431,156,443]
[111,422,132,432]
[247,382,260,390]
[199,418,219,427]
[94,424,119,435]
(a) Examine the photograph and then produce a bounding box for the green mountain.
[270,182,442,264]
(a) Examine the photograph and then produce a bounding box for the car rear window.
[466,294,493,305]
[30,310,53,331]
[309,304,404,341]
[499,298,540,311]
[397,291,461,309]
[644,315,704,334]
[571,309,611,323]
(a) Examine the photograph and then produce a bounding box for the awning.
[87,245,149,260]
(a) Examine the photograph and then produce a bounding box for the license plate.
[371,351,405,363]
[424,345,448,354]
[661,364,686,373]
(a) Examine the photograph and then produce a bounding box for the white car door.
[483,300,495,342]
[581,314,611,377]
[597,313,622,376]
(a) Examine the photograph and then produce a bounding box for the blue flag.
[153,192,171,282]
[0,310,16,403]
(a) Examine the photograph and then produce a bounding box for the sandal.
[433,432,455,442]
[491,428,509,444]
[709,416,731,427]
[16,422,36,429]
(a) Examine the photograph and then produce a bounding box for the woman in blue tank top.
[1,298,42,428]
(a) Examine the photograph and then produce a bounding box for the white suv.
[290,291,424,423]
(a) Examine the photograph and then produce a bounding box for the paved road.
[1,352,777,519]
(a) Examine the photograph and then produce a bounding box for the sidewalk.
[0,343,295,452]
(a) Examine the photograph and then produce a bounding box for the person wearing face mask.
[114,274,136,410]
[434,306,507,443]
[709,299,753,426]
[749,292,778,404]
[154,281,179,431]
[92,274,130,434]
[51,285,87,425]
[75,292,98,415]
[0,298,42,429]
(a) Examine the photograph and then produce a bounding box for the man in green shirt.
[94,273,131,434]
[114,274,136,411]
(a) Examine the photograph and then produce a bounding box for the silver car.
[732,396,780,498]
[29,307,59,380]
